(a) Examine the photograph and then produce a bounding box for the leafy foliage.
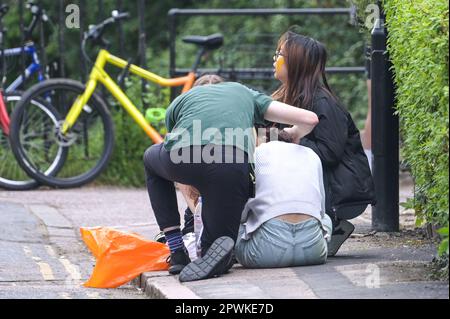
[384,0,449,254]
[352,0,449,257]
[96,77,171,187]
[1,0,369,187]
[175,0,368,127]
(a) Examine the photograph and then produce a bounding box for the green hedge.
[350,0,449,256]
[352,0,449,255]
[384,0,449,254]
[91,0,369,188]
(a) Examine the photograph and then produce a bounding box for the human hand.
[277,129,293,143]
[281,126,303,144]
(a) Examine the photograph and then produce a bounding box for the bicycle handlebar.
[27,2,49,22]
[85,11,130,41]
[112,11,130,21]
[1,2,49,38]
[81,10,129,64]
[25,1,49,40]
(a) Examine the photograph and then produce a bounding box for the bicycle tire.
[9,79,115,189]
[0,91,64,190]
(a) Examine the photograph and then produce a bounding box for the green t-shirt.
[164,82,272,154]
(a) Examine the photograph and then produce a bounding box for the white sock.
[321,214,333,243]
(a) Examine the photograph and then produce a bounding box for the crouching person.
[143,75,319,282]
[235,130,332,268]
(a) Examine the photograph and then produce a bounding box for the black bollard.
[371,18,399,232]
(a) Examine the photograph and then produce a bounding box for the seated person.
[235,130,332,268]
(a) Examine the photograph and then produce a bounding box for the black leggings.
[143,143,250,254]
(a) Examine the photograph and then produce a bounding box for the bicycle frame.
[0,43,43,136]
[0,91,9,134]
[0,4,47,136]
[62,49,196,144]
[2,42,44,93]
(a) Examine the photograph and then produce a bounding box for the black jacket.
[298,90,376,215]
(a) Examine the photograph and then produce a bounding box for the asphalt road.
[0,186,183,299]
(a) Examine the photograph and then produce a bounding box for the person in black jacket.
[270,29,376,256]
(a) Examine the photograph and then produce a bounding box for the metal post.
[0,0,5,91]
[97,0,107,102]
[79,0,87,82]
[19,0,25,86]
[116,0,128,151]
[168,9,177,101]
[98,0,104,20]
[58,0,65,77]
[38,0,47,80]
[371,18,399,232]
[116,0,125,58]
[138,0,148,108]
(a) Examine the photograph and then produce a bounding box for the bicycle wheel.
[0,92,64,190]
[9,79,115,189]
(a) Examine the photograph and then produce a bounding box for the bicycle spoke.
[0,94,37,188]
[9,80,113,188]
[0,152,9,175]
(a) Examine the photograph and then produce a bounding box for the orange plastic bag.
[80,227,170,288]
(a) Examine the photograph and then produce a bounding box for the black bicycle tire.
[9,78,115,189]
[0,91,67,190]
[3,91,68,190]
[0,91,39,190]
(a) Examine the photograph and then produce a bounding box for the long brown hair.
[272,31,337,110]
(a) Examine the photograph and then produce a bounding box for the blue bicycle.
[3,42,45,93]
[0,2,59,190]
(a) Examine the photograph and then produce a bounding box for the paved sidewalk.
[0,171,447,299]
[135,227,448,299]
[134,171,449,299]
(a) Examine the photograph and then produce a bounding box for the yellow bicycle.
[9,11,223,188]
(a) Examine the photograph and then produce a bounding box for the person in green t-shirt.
[143,74,318,282]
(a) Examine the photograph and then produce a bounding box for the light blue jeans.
[235,218,328,268]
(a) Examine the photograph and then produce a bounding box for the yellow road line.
[22,246,55,281]
[58,256,82,281]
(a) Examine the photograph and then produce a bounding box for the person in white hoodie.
[235,130,332,268]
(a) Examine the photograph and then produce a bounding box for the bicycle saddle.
[182,33,223,50]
